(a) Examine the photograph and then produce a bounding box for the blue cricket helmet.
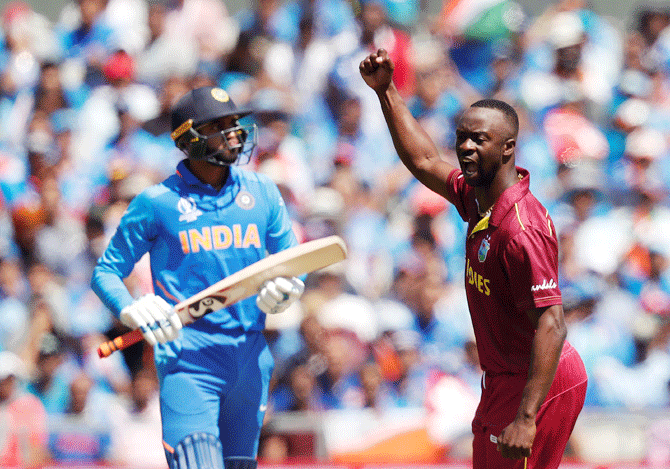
[170,86,256,166]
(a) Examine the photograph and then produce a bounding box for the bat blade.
[98,235,347,358]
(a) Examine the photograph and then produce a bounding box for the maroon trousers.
[472,344,588,469]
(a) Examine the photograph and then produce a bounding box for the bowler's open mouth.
[460,160,477,176]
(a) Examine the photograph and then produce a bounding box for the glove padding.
[120,294,183,346]
[256,276,304,315]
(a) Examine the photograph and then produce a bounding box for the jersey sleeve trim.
[516,295,563,311]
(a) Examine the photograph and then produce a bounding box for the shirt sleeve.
[443,168,471,222]
[263,177,298,254]
[90,193,157,316]
[501,227,562,311]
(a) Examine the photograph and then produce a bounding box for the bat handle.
[97,329,144,358]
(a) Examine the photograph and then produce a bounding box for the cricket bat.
[97,235,347,358]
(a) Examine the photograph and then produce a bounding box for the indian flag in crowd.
[438,0,525,40]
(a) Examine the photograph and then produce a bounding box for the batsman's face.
[197,116,243,164]
[455,107,513,187]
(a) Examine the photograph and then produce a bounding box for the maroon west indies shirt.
[444,167,569,375]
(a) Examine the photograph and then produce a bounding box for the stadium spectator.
[520,8,620,125]
[356,359,402,409]
[108,367,164,467]
[384,329,430,407]
[134,3,199,86]
[19,291,63,375]
[257,431,290,462]
[273,362,326,412]
[141,75,190,139]
[358,0,415,98]
[250,88,315,208]
[269,314,328,410]
[314,331,366,409]
[55,0,117,87]
[100,0,149,56]
[48,369,116,464]
[592,319,670,408]
[163,0,239,72]
[1,2,58,93]
[0,255,30,353]
[0,350,50,467]
[33,172,87,278]
[26,331,71,414]
[612,126,670,201]
[33,61,74,115]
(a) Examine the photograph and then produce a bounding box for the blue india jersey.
[91,160,299,334]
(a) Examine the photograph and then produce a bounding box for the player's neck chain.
[478,206,493,218]
[477,200,493,218]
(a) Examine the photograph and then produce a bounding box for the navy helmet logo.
[211,88,230,103]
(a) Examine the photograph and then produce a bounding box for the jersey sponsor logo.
[179,224,261,253]
[478,235,491,262]
[531,279,557,292]
[235,190,255,210]
[178,197,203,222]
[466,258,491,296]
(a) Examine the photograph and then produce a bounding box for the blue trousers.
[156,328,274,458]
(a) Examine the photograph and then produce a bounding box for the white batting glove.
[256,276,304,315]
[120,294,183,346]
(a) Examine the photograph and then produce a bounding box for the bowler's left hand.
[256,276,304,314]
[497,416,535,459]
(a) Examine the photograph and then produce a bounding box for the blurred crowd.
[1,0,670,466]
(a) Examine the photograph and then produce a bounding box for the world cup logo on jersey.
[178,197,203,222]
[478,235,490,262]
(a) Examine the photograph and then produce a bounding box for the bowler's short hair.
[471,99,519,137]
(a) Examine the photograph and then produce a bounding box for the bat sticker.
[189,295,228,318]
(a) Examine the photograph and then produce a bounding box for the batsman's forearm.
[517,307,567,420]
[91,264,135,317]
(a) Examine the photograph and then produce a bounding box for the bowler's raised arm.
[360,48,458,199]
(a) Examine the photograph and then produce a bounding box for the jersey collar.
[175,160,236,194]
[469,167,529,237]
[487,167,530,228]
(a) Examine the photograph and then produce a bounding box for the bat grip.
[97,329,144,358]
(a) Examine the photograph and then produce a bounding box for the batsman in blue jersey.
[91,86,305,469]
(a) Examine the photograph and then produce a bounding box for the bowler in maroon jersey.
[360,48,588,468]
